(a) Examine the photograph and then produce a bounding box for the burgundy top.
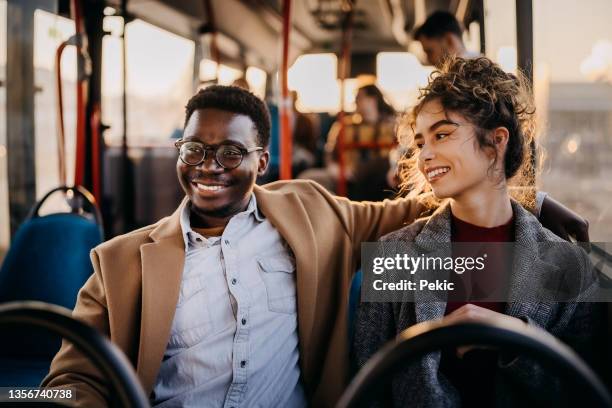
[441,211,515,407]
[445,212,515,314]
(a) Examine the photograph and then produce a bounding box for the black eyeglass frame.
[174,139,263,169]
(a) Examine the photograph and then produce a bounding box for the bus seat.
[348,269,363,378]
[348,269,363,343]
[0,186,103,386]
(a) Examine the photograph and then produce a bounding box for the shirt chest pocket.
[257,256,297,314]
[170,276,230,349]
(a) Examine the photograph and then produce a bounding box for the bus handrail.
[338,318,612,408]
[335,1,354,196]
[0,301,149,408]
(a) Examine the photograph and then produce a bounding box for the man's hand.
[441,304,527,358]
[539,195,590,243]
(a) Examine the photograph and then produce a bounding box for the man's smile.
[191,181,231,195]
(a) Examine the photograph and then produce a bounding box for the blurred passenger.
[413,10,479,68]
[299,84,397,201]
[354,57,604,407]
[257,91,319,184]
[290,91,318,175]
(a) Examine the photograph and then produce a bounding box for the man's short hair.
[413,11,463,40]
[184,85,271,147]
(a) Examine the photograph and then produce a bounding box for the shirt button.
[241,318,247,325]
[231,278,237,285]
[240,360,246,368]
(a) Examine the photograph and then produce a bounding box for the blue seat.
[348,269,363,343]
[0,186,103,386]
[348,270,363,378]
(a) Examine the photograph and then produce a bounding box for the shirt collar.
[180,194,264,249]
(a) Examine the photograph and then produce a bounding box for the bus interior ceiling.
[109,0,484,68]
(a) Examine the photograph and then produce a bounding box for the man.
[413,10,479,68]
[42,85,588,407]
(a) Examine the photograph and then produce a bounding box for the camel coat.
[42,180,424,407]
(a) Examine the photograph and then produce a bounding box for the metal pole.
[476,0,486,55]
[82,1,105,206]
[515,0,536,184]
[55,41,69,186]
[120,0,135,231]
[336,1,354,197]
[516,0,533,84]
[203,0,221,82]
[6,0,36,236]
[279,0,292,180]
[71,0,89,187]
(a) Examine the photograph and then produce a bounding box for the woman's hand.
[441,304,527,358]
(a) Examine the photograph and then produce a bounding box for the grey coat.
[353,201,605,407]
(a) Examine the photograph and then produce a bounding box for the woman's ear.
[493,127,510,154]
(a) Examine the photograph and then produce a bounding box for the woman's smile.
[425,166,451,182]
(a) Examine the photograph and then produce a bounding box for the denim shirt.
[152,195,306,408]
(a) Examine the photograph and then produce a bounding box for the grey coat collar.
[409,200,558,327]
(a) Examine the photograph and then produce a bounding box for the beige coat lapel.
[254,186,319,378]
[134,188,319,394]
[136,199,187,395]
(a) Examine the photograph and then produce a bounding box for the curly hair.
[184,85,271,147]
[397,57,537,208]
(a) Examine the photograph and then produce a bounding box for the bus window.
[102,18,194,146]
[198,58,243,88]
[287,52,431,115]
[246,66,266,99]
[531,0,612,241]
[288,53,344,113]
[483,0,518,72]
[33,9,76,214]
[376,52,431,111]
[0,0,7,261]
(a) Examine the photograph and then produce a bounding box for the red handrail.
[54,40,69,186]
[279,0,292,180]
[336,1,354,196]
[203,0,221,81]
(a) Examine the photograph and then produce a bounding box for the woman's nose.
[419,143,435,161]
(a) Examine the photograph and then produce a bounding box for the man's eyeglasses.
[175,139,263,170]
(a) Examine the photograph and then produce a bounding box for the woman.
[353,57,604,407]
[298,84,397,200]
